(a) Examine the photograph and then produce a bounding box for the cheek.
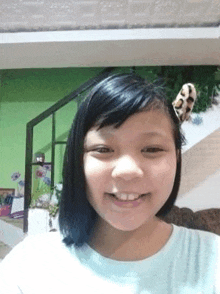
[150,156,177,188]
[83,156,110,195]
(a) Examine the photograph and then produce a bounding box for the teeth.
[120,193,128,200]
[115,193,140,201]
[128,194,136,201]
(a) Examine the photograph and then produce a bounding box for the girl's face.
[83,109,177,232]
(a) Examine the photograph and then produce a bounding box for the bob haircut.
[59,73,185,248]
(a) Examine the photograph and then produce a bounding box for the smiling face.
[83,109,177,234]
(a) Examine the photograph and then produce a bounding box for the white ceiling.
[1,0,219,33]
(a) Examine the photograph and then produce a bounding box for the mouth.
[106,192,147,202]
[105,192,148,208]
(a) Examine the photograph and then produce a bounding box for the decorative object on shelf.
[34,152,45,166]
[31,165,51,207]
[48,183,62,231]
[11,172,24,196]
[0,188,15,198]
[10,194,24,219]
[0,205,11,217]
[0,188,16,217]
[27,183,61,233]
[11,172,21,182]
[31,193,51,209]
[0,194,14,216]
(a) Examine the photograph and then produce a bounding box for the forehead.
[84,109,175,144]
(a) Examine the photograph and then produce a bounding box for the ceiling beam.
[1,27,219,69]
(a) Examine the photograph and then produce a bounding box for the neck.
[88,217,173,261]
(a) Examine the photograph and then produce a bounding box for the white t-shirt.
[0,224,219,294]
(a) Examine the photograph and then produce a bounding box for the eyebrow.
[131,132,174,145]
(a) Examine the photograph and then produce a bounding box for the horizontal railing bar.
[31,162,52,165]
[54,141,67,144]
[27,67,115,129]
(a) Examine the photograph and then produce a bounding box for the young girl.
[1,73,219,293]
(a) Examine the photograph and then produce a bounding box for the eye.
[94,147,113,153]
[88,146,114,159]
[141,147,164,153]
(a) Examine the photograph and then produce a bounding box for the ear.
[172,83,197,123]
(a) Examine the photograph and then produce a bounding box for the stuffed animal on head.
[172,83,197,122]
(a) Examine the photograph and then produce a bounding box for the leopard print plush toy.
[172,83,197,123]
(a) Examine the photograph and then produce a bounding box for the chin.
[107,216,153,232]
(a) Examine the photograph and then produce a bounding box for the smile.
[107,192,146,201]
[105,192,148,208]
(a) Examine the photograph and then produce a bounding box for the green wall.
[0,67,102,191]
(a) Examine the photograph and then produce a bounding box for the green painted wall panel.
[0,67,102,192]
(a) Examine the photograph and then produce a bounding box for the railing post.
[51,113,56,191]
[24,124,33,233]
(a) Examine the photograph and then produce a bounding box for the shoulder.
[0,231,66,266]
[0,231,81,281]
[174,224,220,245]
[17,231,63,250]
[176,225,220,242]
[173,225,220,265]
[0,232,86,293]
[171,225,220,289]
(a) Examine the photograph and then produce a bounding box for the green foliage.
[48,185,62,217]
[141,66,220,113]
[31,166,51,202]
[0,195,4,206]
[48,204,59,218]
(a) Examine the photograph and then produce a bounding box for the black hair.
[59,73,185,248]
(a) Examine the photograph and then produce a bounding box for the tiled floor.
[0,241,12,261]
[0,216,24,261]
[0,216,23,230]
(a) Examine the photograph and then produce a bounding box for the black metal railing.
[24,67,115,233]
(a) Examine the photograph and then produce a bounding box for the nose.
[111,155,144,181]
